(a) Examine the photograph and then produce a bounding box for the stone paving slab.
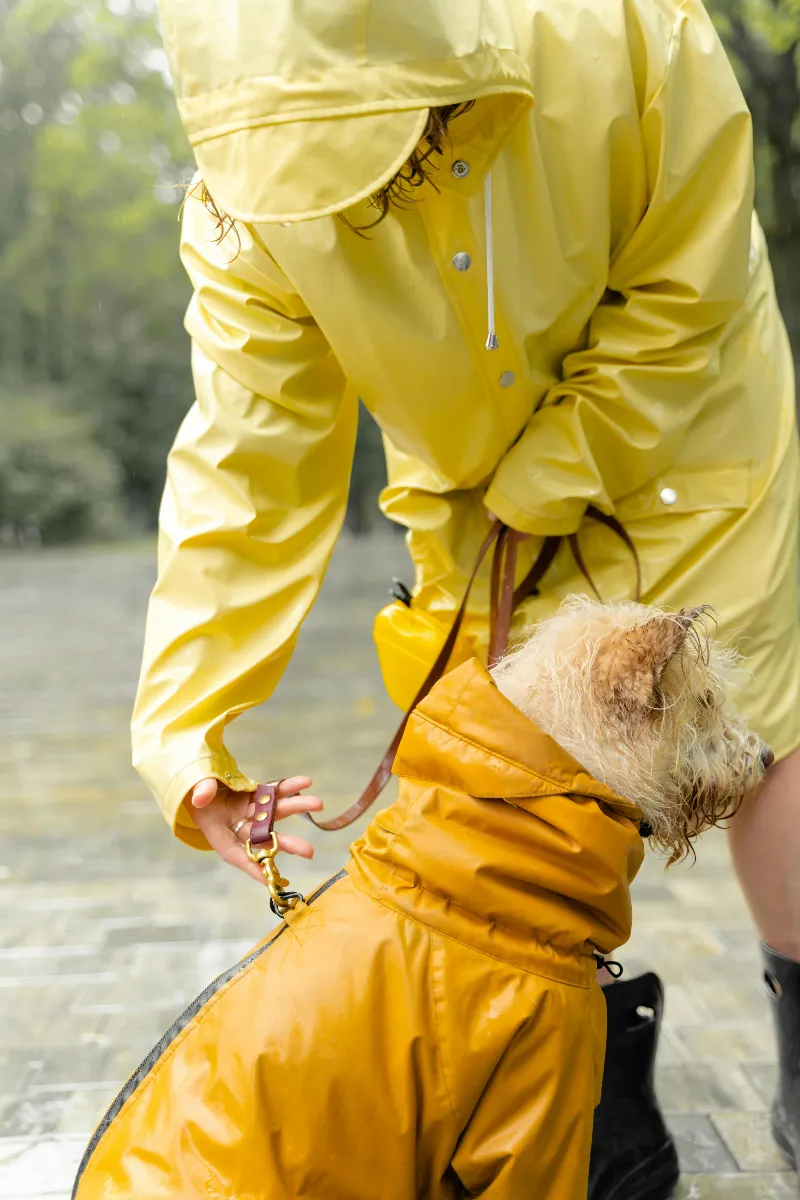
[0,535,795,1196]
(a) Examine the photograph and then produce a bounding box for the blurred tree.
[0,382,123,543]
[0,0,194,533]
[709,0,800,354]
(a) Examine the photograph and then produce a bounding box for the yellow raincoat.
[76,661,644,1200]
[134,0,800,843]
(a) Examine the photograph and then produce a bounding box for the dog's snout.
[760,745,775,772]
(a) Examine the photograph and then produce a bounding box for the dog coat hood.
[350,658,645,973]
[74,660,644,1200]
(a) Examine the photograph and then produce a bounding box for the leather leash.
[305,506,639,833]
[249,782,279,847]
[568,507,642,604]
[245,781,304,916]
[306,521,506,832]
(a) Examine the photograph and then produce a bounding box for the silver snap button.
[499,371,516,388]
[659,486,678,506]
[452,252,472,272]
[451,159,470,179]
[225,773,232,780]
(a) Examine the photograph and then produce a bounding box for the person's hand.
[186,776,323,886]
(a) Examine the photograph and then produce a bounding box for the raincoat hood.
[349,659,645,978]
[158,0,533,222]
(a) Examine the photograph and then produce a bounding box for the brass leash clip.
[246,830,301,918]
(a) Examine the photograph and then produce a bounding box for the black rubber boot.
[588,972,680,1200]
[762,943,800,1168]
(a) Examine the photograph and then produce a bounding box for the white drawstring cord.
[485,171,498,351]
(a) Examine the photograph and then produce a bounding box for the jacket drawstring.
[485,171,499,351]
[594,953,624,979]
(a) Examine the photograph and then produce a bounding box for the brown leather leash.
[306,521,507,832]
[305,506,639,833]
[248,782,279,846]
[245,782,305,916]
[568,508,642,604]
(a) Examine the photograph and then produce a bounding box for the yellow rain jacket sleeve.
[131,197,356,846]
[484,5,755,536]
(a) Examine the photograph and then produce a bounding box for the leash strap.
[307,522,505,831]
[512,535,561,610]
[582,506,642,602]
[307,524,564,832]
[489,527,520,665]
[248,781,280,846]
[307,509,640,833]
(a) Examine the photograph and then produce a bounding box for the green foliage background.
[0,0,798,543]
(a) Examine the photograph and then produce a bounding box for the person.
[133,1,800,1196]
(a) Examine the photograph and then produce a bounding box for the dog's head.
[491,598,772,863]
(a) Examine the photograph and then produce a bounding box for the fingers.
[276,776,312,798]
[215,818,315,873]
[220,840,272,886]
[187,774,322,884]
[265,776,323,828]
[275,832,315,860]
[227,793,321,862]
[229,814,251,841]
[219,838,268,885]
[274,794,323,820]
[191,778,219,809]
[193,807,267,887]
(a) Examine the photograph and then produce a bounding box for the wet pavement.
[0,535,795,1198]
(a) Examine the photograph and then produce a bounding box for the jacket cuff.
[483,481,586,537]
[164,754,257,850]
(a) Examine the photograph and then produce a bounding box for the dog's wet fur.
[491,598,772,862]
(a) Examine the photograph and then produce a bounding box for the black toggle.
[389,578,412,606]
[594,953,624,979]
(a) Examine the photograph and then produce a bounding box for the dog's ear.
[593,609,703,717]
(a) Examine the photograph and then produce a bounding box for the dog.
[73,600,770,1200]
[492,598,772,863]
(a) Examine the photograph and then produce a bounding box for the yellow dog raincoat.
[76,662,643,1199]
